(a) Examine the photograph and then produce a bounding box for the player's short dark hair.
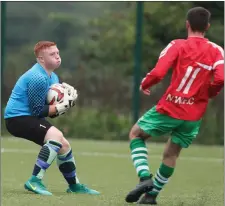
[187,7,211,33]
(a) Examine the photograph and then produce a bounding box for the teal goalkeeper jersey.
[4,63,59,119]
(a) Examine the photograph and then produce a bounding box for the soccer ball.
[47,83,65,105]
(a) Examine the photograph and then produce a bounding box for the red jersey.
[141,37,224,121]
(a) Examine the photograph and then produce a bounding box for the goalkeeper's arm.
[39,101,70,118]
[27,76,74,118]
[27,75,55,118]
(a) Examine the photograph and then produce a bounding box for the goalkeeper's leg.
[25,126,65,196]
[56,138,100,195]
[5,116,65,195]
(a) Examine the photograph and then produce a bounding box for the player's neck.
[188,31,205,38]
[38,62,53,76]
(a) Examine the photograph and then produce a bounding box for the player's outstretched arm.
[208,48,224,98]
[140,41,179,92]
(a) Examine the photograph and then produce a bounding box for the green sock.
[130,138,151,178]
[149,163,174,196]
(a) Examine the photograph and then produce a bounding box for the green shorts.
[137,106,202,148]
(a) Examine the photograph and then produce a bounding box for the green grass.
[2,137,224,206]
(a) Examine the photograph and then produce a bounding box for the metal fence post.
[133,2,144,123]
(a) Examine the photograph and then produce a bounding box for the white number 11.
[176,66,201,94]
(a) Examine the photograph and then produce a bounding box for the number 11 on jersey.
[176,66,201,94]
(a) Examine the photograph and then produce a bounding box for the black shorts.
[5,116,52,146]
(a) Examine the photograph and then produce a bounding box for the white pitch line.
[1,148,223,163]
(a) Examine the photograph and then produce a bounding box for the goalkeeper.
[4,41,100,196]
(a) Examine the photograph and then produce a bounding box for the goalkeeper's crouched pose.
[4,41,100,196]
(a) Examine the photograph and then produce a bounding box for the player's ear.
[185,20,190,30]
[37,56,44,63]
[205,23,210,31]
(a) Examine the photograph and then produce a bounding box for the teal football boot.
[24,175,52,196]
[66,183,100,195]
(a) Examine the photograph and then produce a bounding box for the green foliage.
[49,107,132,141]
[1,102,223,145]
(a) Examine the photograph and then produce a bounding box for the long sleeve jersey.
[141,37,224,121]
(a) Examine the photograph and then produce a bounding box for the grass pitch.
[2,137,224,206]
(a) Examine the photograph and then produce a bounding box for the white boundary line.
[1,148,223,163]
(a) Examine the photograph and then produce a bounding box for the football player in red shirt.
[125,7,224,205]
